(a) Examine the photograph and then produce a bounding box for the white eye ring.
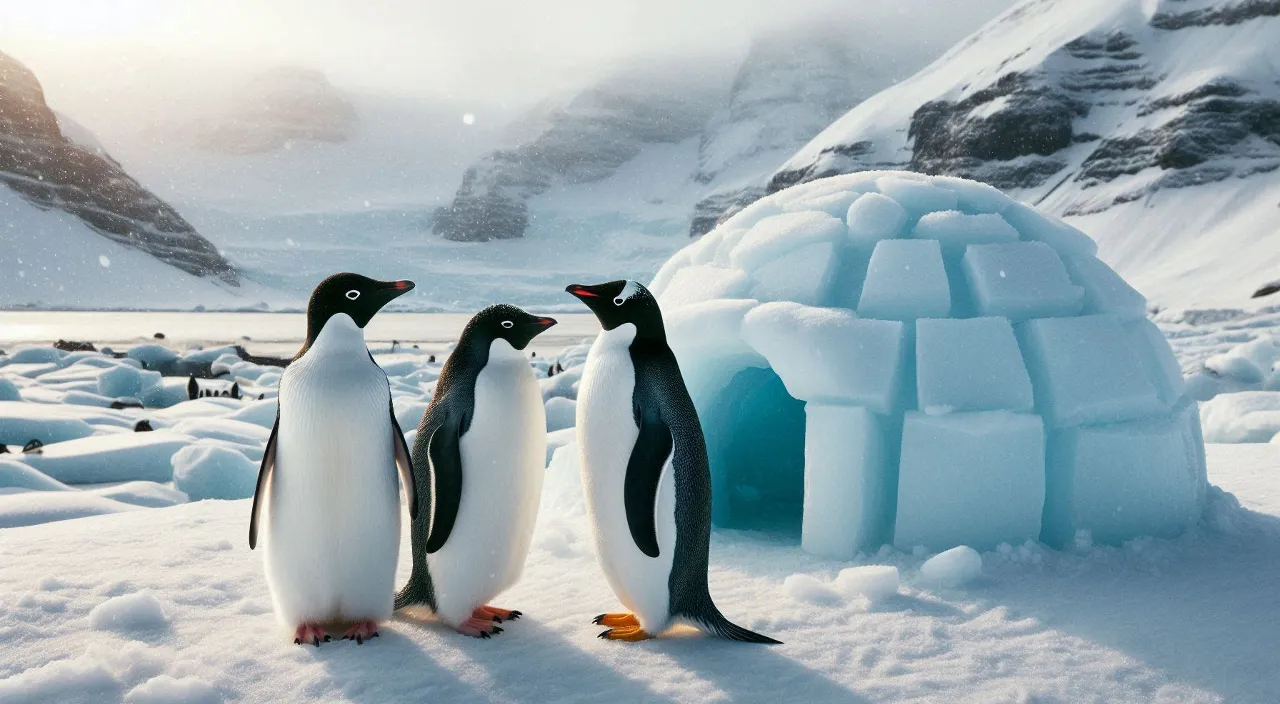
[501,320,514,329]
[345,290,360,300]
[613,297,625,306]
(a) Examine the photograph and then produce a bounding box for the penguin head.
[306,272,415,340]
[566,280,664,339]
[465,304,557,351]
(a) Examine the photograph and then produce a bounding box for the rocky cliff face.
[772,0,1280,212]
[770,0,1280,305]
[192,67,357,154]
[434,70,721,242]
[0,51,237,284]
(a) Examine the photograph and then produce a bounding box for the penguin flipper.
[625,402,672,559]
[389,406,417,519]
[248,412,279,550]
[424,417,464,554]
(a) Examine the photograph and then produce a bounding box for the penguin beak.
[372,279,415,310]
[533,316,558,329]
[565,284,602,300]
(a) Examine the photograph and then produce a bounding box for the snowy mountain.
[433,65,724,242]
[0,51,238,290]
[186,67,358,155]
[770,0,1280,307]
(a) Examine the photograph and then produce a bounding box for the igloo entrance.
[701,366,806,533]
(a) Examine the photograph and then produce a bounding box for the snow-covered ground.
[0,307,1276,702]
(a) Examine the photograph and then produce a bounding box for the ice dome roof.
[649,172,1206,558]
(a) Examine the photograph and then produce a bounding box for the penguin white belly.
[577,324,677,634]
[264,320,400,627]
[427,339,546,627]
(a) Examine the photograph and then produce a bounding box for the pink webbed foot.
[293,623,331,647]
[342,620,380,645]
[456,617,504,639]
[471,605,522,623]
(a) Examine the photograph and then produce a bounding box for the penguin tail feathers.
[393,577,429,611]
[696,610,782,645]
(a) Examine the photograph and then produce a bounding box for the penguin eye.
[613,297,625,306]
[500,320,514,329]
[345,290,361,300]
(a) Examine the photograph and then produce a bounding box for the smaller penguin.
[249,273,418,646]
[395,305,556,638]
[567,280,779,644]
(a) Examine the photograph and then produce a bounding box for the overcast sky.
[1,0,1013,107]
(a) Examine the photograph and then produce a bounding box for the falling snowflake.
[99,255,111,268]
[462,113,475,125]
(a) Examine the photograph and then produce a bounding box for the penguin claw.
[480,631,490,639]
[342,621,380,645]
[293,624,329,647]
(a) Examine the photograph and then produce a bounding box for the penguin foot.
[472,605,521,623]
[342,621,380,645]
[456,617,503,638]
[592,612,640,627]
[597,625,651,642]
[292,624,331,647]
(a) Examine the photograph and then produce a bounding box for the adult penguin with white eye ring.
[249,272,417,646]
[395,304,557,638]
[567,279,780,643]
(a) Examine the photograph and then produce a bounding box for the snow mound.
[23,431,194,484]
[650,172,1207,557]
[0,490,139,528]
[88,592,169,633]
[1200,392,1280,444]
[834,565,900,602]
[0,458,70,491]
[918,546,983,588]
[171,444,257,501]
[125,675,220,704]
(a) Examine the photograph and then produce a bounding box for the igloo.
[650,171,1206,559]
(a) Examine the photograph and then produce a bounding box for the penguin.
[394,304,556,638]
[566,280,780,644]
[248,272,418,646]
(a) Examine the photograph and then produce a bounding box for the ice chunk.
[96,365,162,399]
[1199,391,1280,443]
[171,444,258,501]
[1019,314,1164,427]
[658,265,750,307]
[929,175,1014,214]
[0,491,138,528]
[835,565,900,602]
[171,417,270,446]
[545,397,576,433]
[6,346,64,364]
[963,242,1083,321]
[89,481,188,508]
[89,591,168,633]
[729,211,846,271]
[918,546,983,588]
[784,190,867,219]
[138,378,194,408]
[1043,400,1204,547]
[0,378,22,401]
[0,401,96,445]
[802,405,891,559]
[857,239,951,320]
[1062,254,1147,319]
[24,431,193,484]
[1000,201,1098,256]
[126,344,179,367]
[749,240,838,306]
[911,211,1019,255]
[916,317,1033,412]
[845,192,908,246]
[664,299,762,367]
[782,574,844,606]
[742,302,905,411]
[226,398,278,428]
[545,427,575,466]
[875,176,959,217]
[0,458,69,491]
[1126,318,1185,407]
[895,412,1045,551]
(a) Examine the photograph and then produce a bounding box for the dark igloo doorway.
[701,365,806,534]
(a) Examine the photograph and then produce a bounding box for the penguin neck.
[300,313,367,359]
[487,338,524,364]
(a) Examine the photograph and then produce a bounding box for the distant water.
[0,311,601,357]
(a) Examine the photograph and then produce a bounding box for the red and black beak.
[381,279,415,293]
[533,316,558,328]
[565,284,602,300]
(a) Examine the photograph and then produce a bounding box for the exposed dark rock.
[0,52,237,283]
[153,332,166,339]
[689,186,766,237]
[769,142,881,194]
[1150,0,1280,30]
[1253,281,1280,298]
[134,420,153,432]
[110,400,144,409]
[54,339,95,352]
